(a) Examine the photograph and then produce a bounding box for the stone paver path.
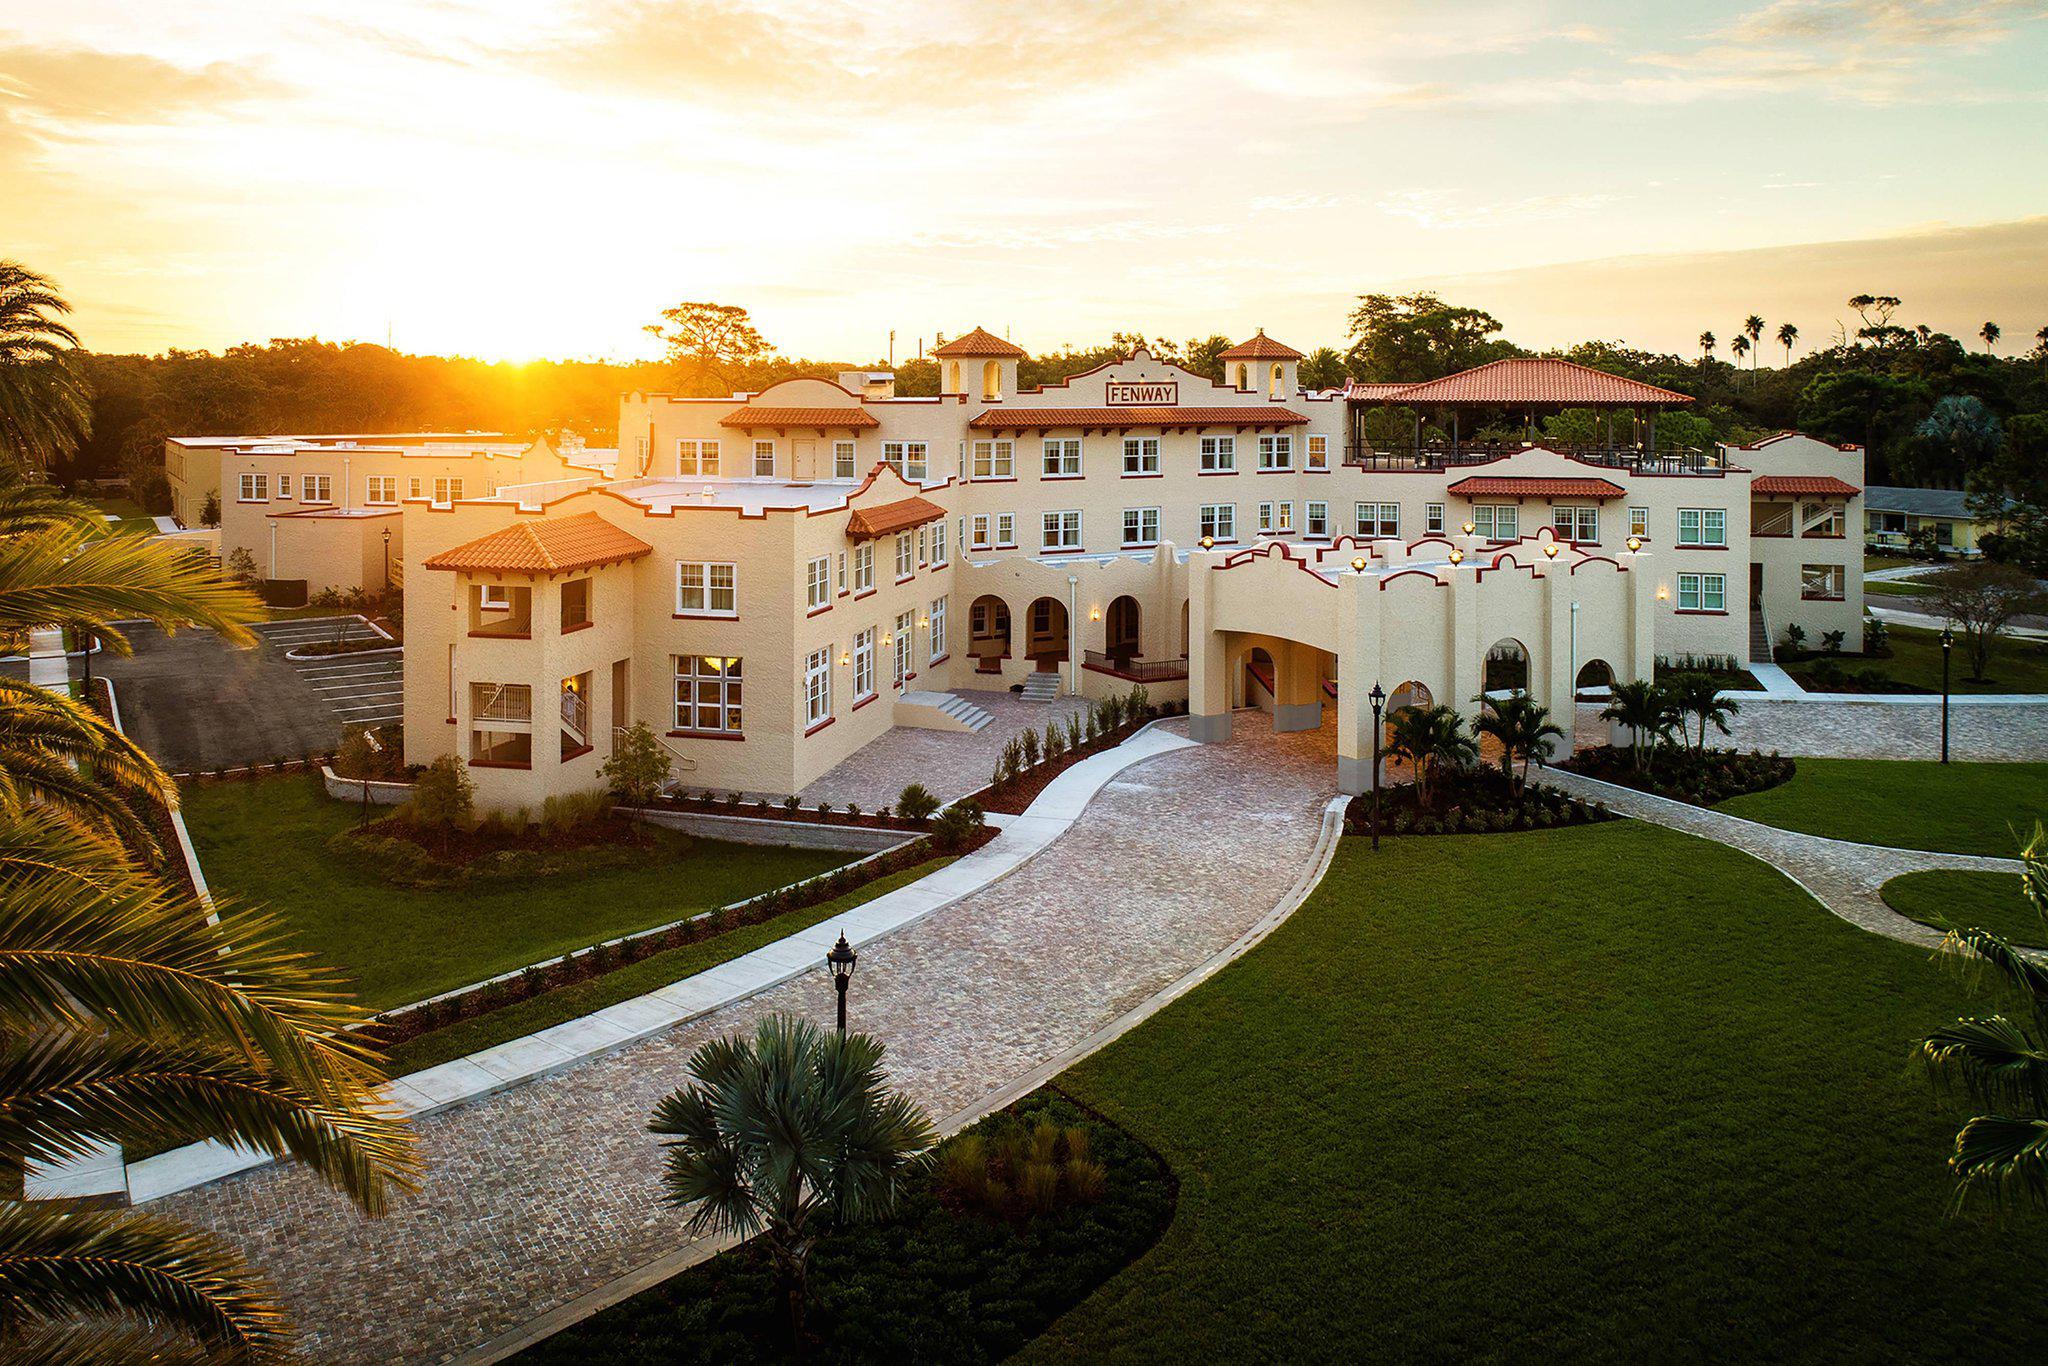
[1573,699,2048,760]
[796,688,1089,809]
[154,714,1336,1363]
[1540,768,2022,949]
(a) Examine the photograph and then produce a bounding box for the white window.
[929,595,948,661]
[883,441,928,482]
[1042,438,1082,477]
[1802,563,1845,600]
[893,610,914,686]
[972,440,1014,479]
[930,517,948,567]
[971,514,991,550]
[1307,434,1329,470]
[1552,506,1598,543]
[853,542,875,593]
[1121,438,1159,476]
[1257,501,1293,534]
[995,512,1016,547]
[277,473,293,500]
[1425,503,1445,535]
[673,655,742,733]
[1677,507,1726,547]
[852,628,876,700]
[1257,434,1293,470]
[1122,507,1161,547]
[407,476,422,500]
[1629,506,1650,539]
[753,440,775,477]
[1200,436,1236,473]
[478,583,513,610]
[1042,510,1082,550]
[1472,505,1519,540]
[677,439,721,477]
[804,648,832,727]
[238,473,269,501]
[895,532,915,580]
[304,474,332,504]
[1355,503,1399,537]
[1305,502,1329,538]
[367,475,397,505]
[834,441,857,480]
[433,477,464,504]
[1677,572,1726,612]
[676,561,737,616]
[806,556,830,611]
[1200,503,1236,542]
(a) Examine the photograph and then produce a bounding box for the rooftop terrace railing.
[1344,442,1723,474]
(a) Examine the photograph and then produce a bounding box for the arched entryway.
[1243,646,1277,708]
[1575,658,1615,700]
[1025,596,1068,668]
[1106,595,1141,665]
[1484,638,1529,695]
[970,595,1010,674]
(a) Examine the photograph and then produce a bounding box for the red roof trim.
[1445,475,1628,500]
[968,406,1309,431]
[1751,475,1860,497]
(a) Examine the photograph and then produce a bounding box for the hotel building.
[374,330,1864,808]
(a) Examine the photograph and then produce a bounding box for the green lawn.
[84,494,159,536]
[1882,868,2043,949]
[386,857,954,1074]
[1864,578,1929,597]
[1865,554,1922,572]
[1032,826,2048,1362]
[1872,624,2048,695]
[184,776,852,1011]
[1714,758,2048,856]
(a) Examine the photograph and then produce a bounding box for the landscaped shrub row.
[1564,744,1795,805]
[365,819,994,1050]
[648,788,927,831]
[1344,766,1612,837]
[973,685,1171,815]
[516,1090,1176,1365]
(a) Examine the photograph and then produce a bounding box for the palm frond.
[0,675,169,852]
[1947,1114,2048,1213]
[0,526,259,652]
[0,1202,289,1363]
[1938,926,2048,1031]
[0,486,107,540]
[2,1313,227,1366]
[1919,1014,2048,1112]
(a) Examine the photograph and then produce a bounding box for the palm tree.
[1920,823,2048,1212]
[0,486,257,850]
[1980,320,2001,353]
[1599,679,1675,772]
[1384,704,1476,809]
[1776,321,1799,364]
[1729,334,1751,376]
[1743,315,1765,371]
[1663,671,1740,752]
[1474,694,1565,792]
[1698,331,1716,364]
[0,809,419,1358]
[0,263,91,476]
[651,1013,935,1346]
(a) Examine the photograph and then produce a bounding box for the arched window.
[944,360,960,394]
[1235,363,1250,390]
[1269,363,1284,398]
[982,360,1001,400]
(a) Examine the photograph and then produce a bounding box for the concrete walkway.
[1870,603,2048,642]
[25,626,69,690]
[1540,767,2021,949]
[152,715,1341,1363]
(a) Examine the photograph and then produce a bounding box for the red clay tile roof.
[1356,358,1694,408]
[423,511,652,575]
[846,495,947,542]
[719,405,879,429]
[1751,475,1860,497]
[1345,382,1413,400]
[1219,330,1304,361]
[1446,475,1628,501]
[968,406,1308,430]
[932,327,1026,358]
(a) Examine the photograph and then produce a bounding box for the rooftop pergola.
[1345,358,1703,471]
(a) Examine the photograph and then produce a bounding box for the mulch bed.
[967,719,1154,816]
[1561,744,1794,805]
[1345,766,1613,837]
[650,792,927,831]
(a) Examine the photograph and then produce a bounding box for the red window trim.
[560,742,594,761]
[1040,473,1084,482]
[668,728,745,742]
[804,716,835,737]
[1120,472,1163,479]
[1674,542,1728,551]
[467,759,533,770]
[561,620,595,634]
[1801,531,1846,539]
[1752,530,1792,538]
[1672,608,1729,616]
[972,475,1019,484]
[852,588,877,601]
[1197,469,1240,477]
[805,604,832,618]
[673,611,738,621]
[1255,466,1295,474]
[468,630,532,640]
[1801,591,1847,602]
[851,693,877,711]
[1039,545,1088,555]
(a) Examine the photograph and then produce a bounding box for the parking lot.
[91,616,404,774]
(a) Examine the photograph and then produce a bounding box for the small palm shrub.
[895,783,939,824]
[931,800,985,851]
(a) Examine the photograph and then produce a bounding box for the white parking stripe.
[334,700,405,713]
[312,683,403,695]
[298,662,402,678]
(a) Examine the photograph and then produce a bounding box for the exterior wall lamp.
[839,651,850,666]
[1199,535,1214,549]
[1543,542,1560,559]
[1656,585,1669,601]
[1461,521,1476,536]
[1447,548,1464,565]
[1626,535,1642,552]
[1350,556,1368,572]
[1089,607,1101,621]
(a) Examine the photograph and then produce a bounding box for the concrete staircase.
[1749,609,1772,663]
[895,690,995,733]
[1021,670,1062,703]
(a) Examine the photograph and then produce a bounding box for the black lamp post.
[826,931,857,1034]
[1368,681,1387,851]
[1939,626,1953,764]
[382,526,393,594]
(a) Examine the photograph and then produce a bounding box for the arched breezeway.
[969,595,1011,674]
[1025,596,1069,668]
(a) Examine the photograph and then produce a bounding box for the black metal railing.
[1343,442,1722,474]
[1083,650,1188,681]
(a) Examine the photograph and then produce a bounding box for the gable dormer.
[933,326,1027,400]
[1220,329,1305,399]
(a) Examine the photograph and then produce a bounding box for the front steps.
[895,690,995,733]
[1749,610,1771,663]
[1021,671,1062,703]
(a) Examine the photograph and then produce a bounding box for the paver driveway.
[153,714,1338,1363]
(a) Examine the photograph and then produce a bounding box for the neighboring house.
[1863,485,1994,555]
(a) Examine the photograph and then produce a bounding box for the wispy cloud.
[0,40,284,126]
[1375,189,1621,231]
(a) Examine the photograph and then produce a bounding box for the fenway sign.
[1105,380,1178,406]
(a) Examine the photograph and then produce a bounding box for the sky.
[6,0,2048,364]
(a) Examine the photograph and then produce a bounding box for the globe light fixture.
[825,931,858,1034]
[1626,535,1642,552]
[1447,547,1464,564]
[1350,556,1368,572]
[1543,542,1560,559]
[1461,521,1476,536]
[1200,535,1214,549]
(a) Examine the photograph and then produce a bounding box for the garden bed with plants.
[1562,744,1794,805]
[971,684,1173,816]
[647,788,931,830]
[1345,765,1612,837]
[332,791,677,888]
[518,1090,1176,1365]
